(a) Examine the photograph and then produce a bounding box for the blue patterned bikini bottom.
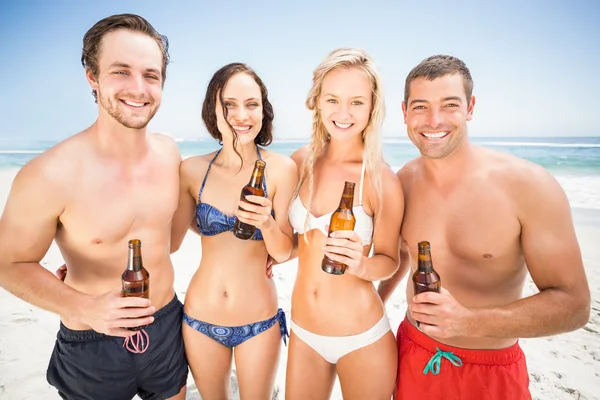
[183,308,289,348]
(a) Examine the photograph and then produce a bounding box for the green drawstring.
[423,347,463,375]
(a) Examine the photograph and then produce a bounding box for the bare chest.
[402,180,523,280]
[59,161,179,246]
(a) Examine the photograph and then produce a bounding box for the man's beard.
[99,92,159,129]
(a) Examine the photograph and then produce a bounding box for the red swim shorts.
[395,317,531,400]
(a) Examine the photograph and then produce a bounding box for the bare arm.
[287,232,299,262]
[278,146,306,264]
[360,167,405,281]
[414,167,591,339]
[326,166,404,281]
[170,158,197,254]
[468,168,590,337]
[0,155,155,336]
[377,238,411,304]
[377,166,411,302]
[248,156,298,263]
[0,159,91,320]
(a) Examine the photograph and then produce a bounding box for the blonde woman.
[285,48,404,399]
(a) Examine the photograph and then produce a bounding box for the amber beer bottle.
[321,181,357,275]
[412,241,441,295]
[122,239,150,331]
[233,159,267,240]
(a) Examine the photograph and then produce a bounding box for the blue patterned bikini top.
[195,147,270,241]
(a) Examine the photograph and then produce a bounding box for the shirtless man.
[377,55,591,400]
[0,14,187,400]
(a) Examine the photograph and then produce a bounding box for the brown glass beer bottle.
[122,239,150,331]
[321,181,357,275]
[233,159,267,240]
[412,241,441,295]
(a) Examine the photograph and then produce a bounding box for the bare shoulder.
[479,146,552,183]
[395,157,421,191]
[7,132,90,213]
[260,149,298,179]
[17,133,87,187]
[290,144,310,168]
[478,146,565,206]
[381,162,402,194]
[149,133,181,162]
[180,151,217,181]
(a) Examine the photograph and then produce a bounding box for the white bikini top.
[289,158,374,246]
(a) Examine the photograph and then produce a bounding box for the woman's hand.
[236,195,274,230]
[323,229,368,279]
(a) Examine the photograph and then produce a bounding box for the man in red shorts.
[377,55,591,399]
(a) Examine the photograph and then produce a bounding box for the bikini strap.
[256,147,268,198]
[197,149,222,203]
[358,154,366,206]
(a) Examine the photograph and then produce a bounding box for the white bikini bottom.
[290,314,391,364]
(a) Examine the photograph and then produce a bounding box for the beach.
[0,165,599,400]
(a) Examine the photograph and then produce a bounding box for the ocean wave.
[0,150,44,154]
[173,138,206,143]
[475,142,600,148]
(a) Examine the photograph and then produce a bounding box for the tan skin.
[285,68,404,400]
[378,74,591,350]
[0,30,185,399]
[171,72,297,400]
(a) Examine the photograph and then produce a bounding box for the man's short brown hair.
[404,55,473,105]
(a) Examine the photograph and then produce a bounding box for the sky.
[0,0,599,140]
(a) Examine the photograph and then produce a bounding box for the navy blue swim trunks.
[46,295,188,400]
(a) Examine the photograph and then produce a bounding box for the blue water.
[1,136,598,175]
[1,136,599,209]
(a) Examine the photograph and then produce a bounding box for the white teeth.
[422,131,449,139]
[233,125,251,131]
[334,121,353,129]
[123,100,145,107]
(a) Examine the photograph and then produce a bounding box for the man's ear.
[466,95,476,121]
[85,69,99,93]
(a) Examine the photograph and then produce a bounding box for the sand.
[0,167,598,400]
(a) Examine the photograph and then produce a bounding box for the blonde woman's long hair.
[297,47,385,239]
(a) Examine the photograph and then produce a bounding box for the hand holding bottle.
[321,181,358,275]
[79,287,155,337]
[233,159,267,240]
[236,194,274,230]
[410,287,474,339]
[410,240,473,337]
[323,228,367,278]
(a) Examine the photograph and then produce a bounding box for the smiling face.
[318,67,373,142]
[403,73,475,159]
[87,29,163,130]
[215,72,264,146]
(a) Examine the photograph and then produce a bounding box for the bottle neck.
[417,254,434,272]
[338,184,355,210]
[127,246,143,271]
[248,170,264,188]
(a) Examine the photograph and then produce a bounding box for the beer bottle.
[233,159,267,240]
[412,241,441,295]
[122,239,150,331]
[321,181,357,275]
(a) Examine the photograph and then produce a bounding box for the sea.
[1,136,599,210]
